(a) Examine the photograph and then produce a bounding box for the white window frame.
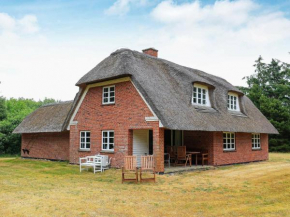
[192,83,211,107]
[223,132,235,151]
[102,130,114,152]
[80,131,91,150]
[102,85,115,105]
[228,92,240,111]
[252,133,261,150]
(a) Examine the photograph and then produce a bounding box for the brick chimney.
[142,48,158,57]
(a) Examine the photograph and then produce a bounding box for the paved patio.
[164,165,214,174]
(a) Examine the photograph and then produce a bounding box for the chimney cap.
[142,47,158,52]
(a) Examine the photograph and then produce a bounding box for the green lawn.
[1,153,290,216]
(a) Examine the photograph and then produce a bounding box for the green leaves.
[0,97,57,154]
[241,57,290,152]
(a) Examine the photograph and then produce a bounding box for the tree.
[0,97,57,154]
[240,56,290,152]
[0,96,6,121]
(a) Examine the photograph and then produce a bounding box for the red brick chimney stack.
[142,48,158,57]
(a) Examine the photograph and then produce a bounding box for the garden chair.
[140,155,155,183]
[166,146,177,163]
[122,156,138,183]
[175,146,191,167]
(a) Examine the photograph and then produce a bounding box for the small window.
[228,92,240,111]
[102,130,114,151]
[252,133,261,149]
[223,132,235,151]
[80,131,90,150]
[192,84,210,106]
[103,85,115,104]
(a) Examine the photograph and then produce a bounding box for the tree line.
[0,98,57,154]
[0,56,289,154]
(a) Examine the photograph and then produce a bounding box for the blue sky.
[1,0,290,100]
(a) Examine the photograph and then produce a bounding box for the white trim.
[102,130,114,151]
[80,131,91,150]
[145,117,159,121]
[227,92,240,111]
[67,77,131,129]
[192,83,211,107]
[252,133,261,150]
[223,132,235,151]
[102,85,115,105]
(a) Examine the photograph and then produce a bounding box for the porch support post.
[153,127,164,173]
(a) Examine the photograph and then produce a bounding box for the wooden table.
[186,152,200,166]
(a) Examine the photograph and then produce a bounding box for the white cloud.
[0,13,39,34]
[105,0,148,16]
[147,0,290,86]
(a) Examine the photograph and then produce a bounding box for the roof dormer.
[192,83,211,107]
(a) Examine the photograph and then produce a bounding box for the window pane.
[103,138,108,143]
[109,138,114,143]
[198,88,201,93]
[104,88,108,93]
[110,97,115,102]
[110,87,115,92]
[104,98,108,103]
[109,144,114,149]
[86,138,90,143]
[103,143,107,149]
[103,131,108,137]
[87,143,90,149]
[81,132,85,137]
[104,93,108,97]
[198,99,201,104]
[109,132,114,137]
[231,144,234,149]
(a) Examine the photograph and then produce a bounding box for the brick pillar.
[153,127,164,172]
[128,130,133,156]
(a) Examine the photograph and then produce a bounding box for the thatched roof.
[75,49,278,134]
[13,101,73,134]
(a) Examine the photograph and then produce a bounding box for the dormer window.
[227,92,240,111]
[192,83,211,106]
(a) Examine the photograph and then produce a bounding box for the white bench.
[79,156,103,173]
[79,155,112,173]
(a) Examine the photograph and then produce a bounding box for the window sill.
[102,103,115,106]
[252,148,262,151]
[223,150,236,153]
[100,150,114,154]
[78,149,91,152]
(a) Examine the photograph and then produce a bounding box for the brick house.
[13,48,278,172]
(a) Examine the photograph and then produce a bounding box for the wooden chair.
[122,156,138,183]
[140,155,156,183]
[175,146,191,167]
[166,146,177,163]
[201,152,209,166]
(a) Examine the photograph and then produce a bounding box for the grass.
[0,153,290,216]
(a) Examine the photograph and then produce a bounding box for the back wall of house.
[21,132,70,161]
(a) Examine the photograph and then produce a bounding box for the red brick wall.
[183,131,268,166]
[212,132,268,166]
[69,81,164,172]
[183,131,214,165]
[21,132,70,160]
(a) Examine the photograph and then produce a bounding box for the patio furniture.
[122,156,138,183]
[140,155,155,182]
[79,156,103,173]
[166,146,177,163]
[164,153,170,167]
[175,146,192,167]
[200,152,209,166]
[186,151,200,166]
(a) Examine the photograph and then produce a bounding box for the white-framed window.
[252,133,261,149]
[102,85,115,104]
[228,92,240,111]
[192,83,211,106]
[80,131,91,150]
[102,130,114,151]
[223,132,235,151]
